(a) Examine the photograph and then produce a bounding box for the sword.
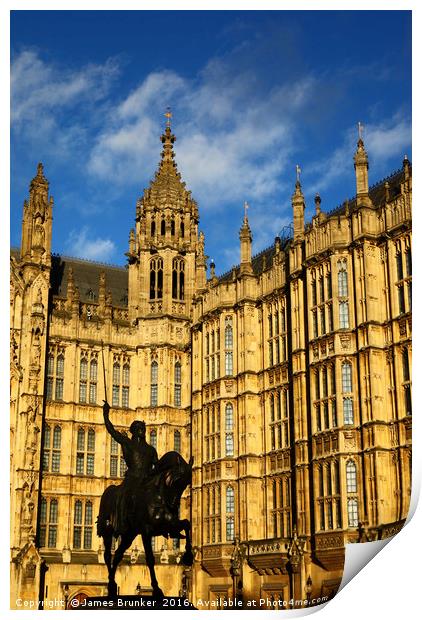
[101,340,108,404]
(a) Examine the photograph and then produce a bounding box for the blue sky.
[10,10,412,274]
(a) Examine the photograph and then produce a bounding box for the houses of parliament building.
[10,119,412,609]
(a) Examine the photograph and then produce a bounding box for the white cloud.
[304,115,411,199]
[65,227,116,262]
[87,64,316,208]
[11,49,119,127]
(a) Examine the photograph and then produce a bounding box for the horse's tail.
[97,485,118,537]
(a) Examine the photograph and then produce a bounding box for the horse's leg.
[142,533,164,599]
[107,533,135,598]
[179,519,193,566]
[103,532,113,587]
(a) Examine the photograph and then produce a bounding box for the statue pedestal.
[72,596,196,610]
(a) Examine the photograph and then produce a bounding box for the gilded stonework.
[10,126,411,609]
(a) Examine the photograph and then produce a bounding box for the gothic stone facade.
[10,125,412,609]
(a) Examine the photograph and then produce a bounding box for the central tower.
[125,117,207,473]
[127,118,205,320]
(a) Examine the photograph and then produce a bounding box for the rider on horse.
[103,401,158,534]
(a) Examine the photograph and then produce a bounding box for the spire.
[292,166,305,241]
[239,201,253,274]
[20,162,53,269]
[314,193,321,216]
[354,122,371,205]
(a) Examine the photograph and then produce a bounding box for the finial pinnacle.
[164,107,172,128]
[244,201,249,222]
[296,164,302,184]
[358,121,364,142]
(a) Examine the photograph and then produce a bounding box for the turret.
[354,122,372,207]
[239,202,253,275]
[20,163,53,269]
[292,165,305,241]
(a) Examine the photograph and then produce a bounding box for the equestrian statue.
[97,401,193,598]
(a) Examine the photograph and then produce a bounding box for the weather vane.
[358,121,364,140]
[244,201,249,219]
[296,164,302,183]
[164,107,172,127]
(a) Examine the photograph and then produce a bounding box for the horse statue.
[97,402,193,598]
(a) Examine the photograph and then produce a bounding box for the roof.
[50,254,128,306]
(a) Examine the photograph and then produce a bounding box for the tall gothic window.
[112,359,130,407]
[172,257,185,300]
[79,354,97,404]
[47,350,65,401]
[174,430,181,453]
[347,498,359,527]
[171,218,175,236]
[174,362,182,406]
[151,361,158,406]
[342,362,352,392]
[110,436,127,478]
[73,499,93,549]
[161,218,166,236]
[402,347,412,416]
[338,259,350,328]
[225,317,233,376]
[42,425,61,472]
[76,428,95,476]
[112,361,120,407]
[339,301,350,328]
[151,219,156,236]
[39,497,58,548]
[346,460,357,493]
[338,259,348,296]
[150,257,163,300]
[226,486,235,541]
[150,429,157,449]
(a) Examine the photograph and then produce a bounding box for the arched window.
[226,486,234,541]
[151,361,158,406]
[150,429,157,449]
[52,426,61,472]
[225,319,233,376]
[174,362,181,406]
[79,357,88,403]
[171,218,175,236]
[150,257,163,300]
[346,460,357,493]
[89,359,97,404]
[225,403,234,431]
[180,220,185,237]
[343,397,354,424]
[76,428,85,474]
[40,497,58,548]
[84,501,93,549]
[174,430,181,453]
[112,361,120,406]
[122,363,130,408]
[339,301,349,328]
[338,259,348,296]
[87,429,95,475]
[76,428,95,475]
[341,362,352,392]
[225,322,233,348]
[151,219,156,236]
[55,354,64,400]
[225,433,234,457]
[73,499,93,549]
[73,500,83,548]
[347,498,358,527]
[172,257,185,300]
[161,218,166,236]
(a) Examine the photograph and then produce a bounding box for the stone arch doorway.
[67,591,88,610]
